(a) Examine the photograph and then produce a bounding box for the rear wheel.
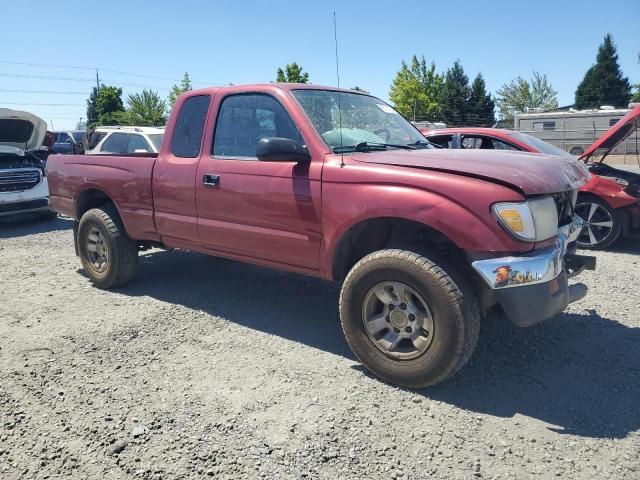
[77,205,138,288]
[339,249,480,388]
[574,196,621,250]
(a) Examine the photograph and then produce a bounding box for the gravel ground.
[1,214,639,480]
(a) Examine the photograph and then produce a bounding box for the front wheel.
[339,249,480,388]
[574,196,621,250]
[77,204,138,288]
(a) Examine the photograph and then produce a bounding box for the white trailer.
[514,104,640,157]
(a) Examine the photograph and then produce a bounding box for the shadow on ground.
[0,214,72,238]
[115,249,639,440]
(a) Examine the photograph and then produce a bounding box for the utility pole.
[96,69,100,93]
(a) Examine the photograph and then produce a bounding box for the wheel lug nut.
[400,303,407,310]
[388,304,394,310]
[393,328,400,333]
[408,314,416,321]
[405,326,412,333]
[385,315,390,322]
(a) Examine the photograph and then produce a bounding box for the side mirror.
[256,137,310,164]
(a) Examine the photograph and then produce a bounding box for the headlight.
[493,197,558,242]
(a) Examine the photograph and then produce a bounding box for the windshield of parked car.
[147,133,164,151]
[292,89,429,152]
[509,132,574,158]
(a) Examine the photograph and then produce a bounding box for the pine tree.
[575,34,631,109]
[168,73,193,107]
[440,61,471,126]
[468,74,495,126]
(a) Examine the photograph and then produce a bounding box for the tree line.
[86,34,638,129]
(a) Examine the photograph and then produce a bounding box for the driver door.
[196,93,322,271]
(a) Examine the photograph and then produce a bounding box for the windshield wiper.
[334,142,417,153]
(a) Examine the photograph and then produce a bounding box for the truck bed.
[46,153,160,241]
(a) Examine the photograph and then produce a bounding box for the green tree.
[575,34,631,109]
[631,53,640,103]
[440,60,471,126]
[389,55,444,121]
[276,62,309,83]
[125,90,168,126]
[496,72,558,124]
[168,72,193,107]
[467,73,496,126]
[86,85,125,127]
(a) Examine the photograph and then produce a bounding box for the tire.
[574,195,621,250]
[569,146,584,156]
[77,204,138,288]
[339,249,480,388]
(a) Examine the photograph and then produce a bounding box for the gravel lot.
[1,214,639,480]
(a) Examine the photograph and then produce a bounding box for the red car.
[422,106,640,249]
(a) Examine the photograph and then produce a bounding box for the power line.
[0,88,89,95]
[0,102,84,107]
[0,59,213,85]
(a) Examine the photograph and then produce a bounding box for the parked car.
[85,126,164,155]
[47,84,594,387]
[51,131,85,154]
[0,108,56,218]
[421,106,640,250]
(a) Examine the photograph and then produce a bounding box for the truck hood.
[352,148,590,195]
[579,104,640,163]
[0,108,48,155]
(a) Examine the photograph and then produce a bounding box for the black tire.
[569,146,584,156]
[574,195,621,250]
[77,204,138,288]
[339,249,480,388]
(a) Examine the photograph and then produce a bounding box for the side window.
[128,134,151,153]
[57,133,71,143]
[171,95,210,158]
[462,136,497,150]
[426,135,453,148]
[493,139,518,150]
[88,132,107,149]
[212,94,303,158]
[100,133,129,153]
[533,121,555,131]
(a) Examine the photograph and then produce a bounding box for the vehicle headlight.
[493,197,558,242]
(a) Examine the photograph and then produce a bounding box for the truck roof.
[185,83,368,97]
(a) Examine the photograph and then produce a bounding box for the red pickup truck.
[47,84,594,387]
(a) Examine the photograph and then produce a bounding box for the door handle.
[203,174,220,187]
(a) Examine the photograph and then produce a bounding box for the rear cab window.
[171,95,211,157]
[100,133,129,153]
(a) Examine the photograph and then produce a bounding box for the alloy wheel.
[362,281,434,360]
[85,227,109,273]
[574,201,614,247]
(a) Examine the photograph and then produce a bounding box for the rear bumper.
[472,217,596,327]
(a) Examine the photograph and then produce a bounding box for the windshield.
[147,133,164,151]
[292,89,428,152]
[509,132,574,158]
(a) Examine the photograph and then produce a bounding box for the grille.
[0,169,41,192]
[552,191,575,226]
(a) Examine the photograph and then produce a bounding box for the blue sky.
[1,0,638,129]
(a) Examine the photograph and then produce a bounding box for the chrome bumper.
[472,216,585,290]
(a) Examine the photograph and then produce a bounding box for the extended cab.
[47,84,595,387]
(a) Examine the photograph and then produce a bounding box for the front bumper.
[0,177,51,217]
[472,217,596,327]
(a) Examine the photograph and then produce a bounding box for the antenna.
[333,11,344,166]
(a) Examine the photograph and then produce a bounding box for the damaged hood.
[579,105,640,163]
[352,148,590,195]
[0,108,48,155]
